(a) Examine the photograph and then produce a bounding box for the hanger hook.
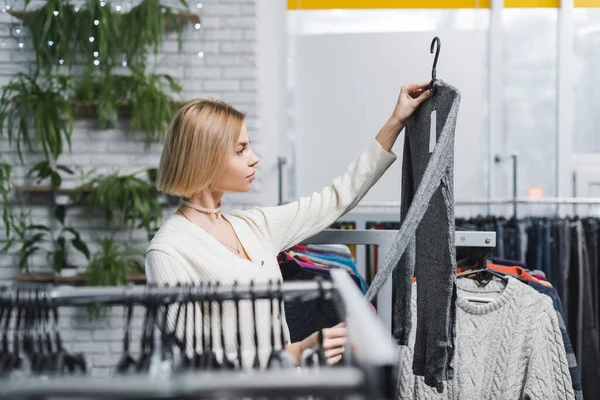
[430,36,441,81]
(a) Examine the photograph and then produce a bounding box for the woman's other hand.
[320,322,347,365]
[286,322,348,366]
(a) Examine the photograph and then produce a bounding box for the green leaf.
[26,224,51,232]
[56,165,74,175]
[54,205,66,225]
[71,237,91,260]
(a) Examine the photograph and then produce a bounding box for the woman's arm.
[242,83,431,254]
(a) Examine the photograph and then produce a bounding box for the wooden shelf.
[13,272,147,285]
[15,185,80,194]
[9,98,189,119]
[72,100,189,119]
[14,185,180,207]
[8,10,200,28]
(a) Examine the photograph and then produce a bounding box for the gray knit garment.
[397,277,575,400]
[366,80,460,391]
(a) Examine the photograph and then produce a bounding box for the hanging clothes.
[366,80,461,392]
[397,278,575,399]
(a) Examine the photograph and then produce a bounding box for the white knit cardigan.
[145,139,397,368]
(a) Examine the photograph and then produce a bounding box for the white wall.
[291,31,487,208]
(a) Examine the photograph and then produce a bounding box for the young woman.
[145,82,431,368]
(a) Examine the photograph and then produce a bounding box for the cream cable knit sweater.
[145,139,397,368]
[397,277,575,399]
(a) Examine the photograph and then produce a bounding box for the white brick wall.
[0,0,272,378]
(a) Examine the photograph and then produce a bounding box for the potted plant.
[76,170,162,233]
[85,236,144,319]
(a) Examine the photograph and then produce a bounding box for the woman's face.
[216,123,259,193]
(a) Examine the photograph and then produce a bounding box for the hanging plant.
[76,170,162,232]
[127,67,182,143]
[73,67,181,142]
[0,73,74,163]
[24,0,189,73]
[119,0,189,66]
[25,0,83,73]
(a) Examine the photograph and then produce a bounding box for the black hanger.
[192,282,204,370]
[425,36,441,95]
[175,284,192,371]
[0,289,15,377]
[314,277,328,366]
[39,289,57,375]
[31,289,46,374]
[233,281,243,370]
[216,282,236,370]
[267,280,294,369]
[10,289,25,374]
[266,280,280,369]
[160,287,178,372]
[250,281,261,370]
[456,245,509,286]
[115,285,136,374]
[136,285,157,373]
[202,282,219,370]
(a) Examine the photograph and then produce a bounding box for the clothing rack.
[351,198,600,221]
[0,280,336,307]
[302,229,496,332]
[0,269,398,399]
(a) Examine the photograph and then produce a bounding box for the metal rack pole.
[0,368,365,399]
[354,197,600,208]
[0,280,336,307]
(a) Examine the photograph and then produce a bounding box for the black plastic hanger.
[115,286,136,374]
[250,281,261,370]
[267,280,294,369]
[216,282,236,370]
[266,280,280,369]
[202,282,220,370]
[9,289,24,374]
[456,268,509,286]
[136,285,157,373]
[425,36,441,95]
[314,277,328,366]
[39,290,57,374]
[52,290,87,375]
[192,282,205,370]
[160,291,177,371]
[175,285,192,371]
[233,281,243,370]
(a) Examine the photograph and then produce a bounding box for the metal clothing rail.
[0,368,364,399]
[355,198,600,207]
[0,280,336,307]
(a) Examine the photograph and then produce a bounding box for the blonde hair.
[156,99,246,197]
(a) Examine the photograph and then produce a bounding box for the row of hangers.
[0,278,333,378]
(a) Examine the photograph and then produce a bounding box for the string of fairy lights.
[0,0,205,64]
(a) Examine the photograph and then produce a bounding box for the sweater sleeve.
[242,139,397,254]
[145,249,194,286]
[524,306,575,400]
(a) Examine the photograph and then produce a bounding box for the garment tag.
[429,109,437,154]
